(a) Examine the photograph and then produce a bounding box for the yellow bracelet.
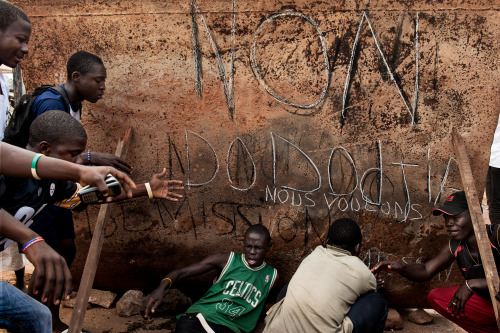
[161,277,172,289]
[145,182,153,199]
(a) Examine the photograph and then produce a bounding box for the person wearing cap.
[372,191,500,333]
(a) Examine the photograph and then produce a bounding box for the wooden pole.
[68,128,133,333]
[452,127,500,329]
[12,65,23,105]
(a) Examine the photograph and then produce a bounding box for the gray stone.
[61,291,90,309]
[88,289,117,308]
[61,289,116,309]
[384,308,404,330]
[116,290,144,317]
[408,308,433,325]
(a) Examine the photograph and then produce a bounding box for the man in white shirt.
[0,1,31,140]
[486,114,500,224]
[0,70,10,139]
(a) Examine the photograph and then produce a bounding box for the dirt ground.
[1,262,467,333]
[57,306,466,333]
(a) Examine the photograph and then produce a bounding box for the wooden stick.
[12,65,23,105]
[452,127,500,329]
[68,128,133,333]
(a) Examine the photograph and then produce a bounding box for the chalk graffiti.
[328,146,358,196]
[226,137,257,191]
[250,11,330,111]
[176,129,459,224]
[342,12,419,125]
[191,0,235,120]
[192,5,419,122]
[271,132,321,193]
[186,130,219,188]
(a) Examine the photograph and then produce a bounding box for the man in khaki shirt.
[263,218,387,333]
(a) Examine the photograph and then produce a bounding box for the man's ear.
[353,243,362,256]
[38,141,51,156]
[71,71,81,83]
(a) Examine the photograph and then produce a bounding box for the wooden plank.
[12,65,23,105]
[68,128,133,333]
[452,127,500,329]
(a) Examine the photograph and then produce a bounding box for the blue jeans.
[0,281,52,332]
[276,285,387,333]
[347,291,388,333]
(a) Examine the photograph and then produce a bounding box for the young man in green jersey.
[141,224,278,333]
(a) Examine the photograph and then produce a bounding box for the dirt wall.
[13,0,500,307]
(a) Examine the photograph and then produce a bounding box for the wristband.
[21,237,44,253]
[161,277,172,289]
[31,154,44,180]
[465,280,474,292]
[145,182,153,199]
[87,150,91,165]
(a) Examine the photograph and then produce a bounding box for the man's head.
[28,110,87,163]
[0,1,31,68]
[327,218,362,255]
[433,191,473,241]
[67,51,106,103]
[243,224,271,268]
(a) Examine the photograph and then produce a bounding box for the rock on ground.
[116,290,144,317]
[116,288,192,317]
[408,308,433,325]
[385,308,404,330]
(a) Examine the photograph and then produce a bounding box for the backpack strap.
[49,85,75,116]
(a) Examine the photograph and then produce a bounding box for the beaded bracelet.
[21,237,44,253]
[31,154,43,180]
[87,150,91,165]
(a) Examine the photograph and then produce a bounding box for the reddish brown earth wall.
[13,0,500,307]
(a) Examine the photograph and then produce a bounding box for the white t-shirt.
[0,72,10,140]
[490,114,500,168]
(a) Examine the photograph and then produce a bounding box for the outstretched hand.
[23,241,72,305]
[149,168,184,202]
[371,260,404,275]
[78,165,136,198]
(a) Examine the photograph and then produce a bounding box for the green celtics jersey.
[185,252,277,333]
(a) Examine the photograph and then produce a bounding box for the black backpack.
[3,85,71,148]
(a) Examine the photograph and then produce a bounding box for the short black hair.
[0,0,30,32]
[245,224,271,245]
[29,111,87,146]
[67,51,104,78]
[327,218,362,251]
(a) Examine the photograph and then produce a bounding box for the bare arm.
[141,252,230,319]
[372,244,455,282]
[105,168,183,203]
[1,142,136,197]
[0,209,72,305]
[81,151,132,174]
